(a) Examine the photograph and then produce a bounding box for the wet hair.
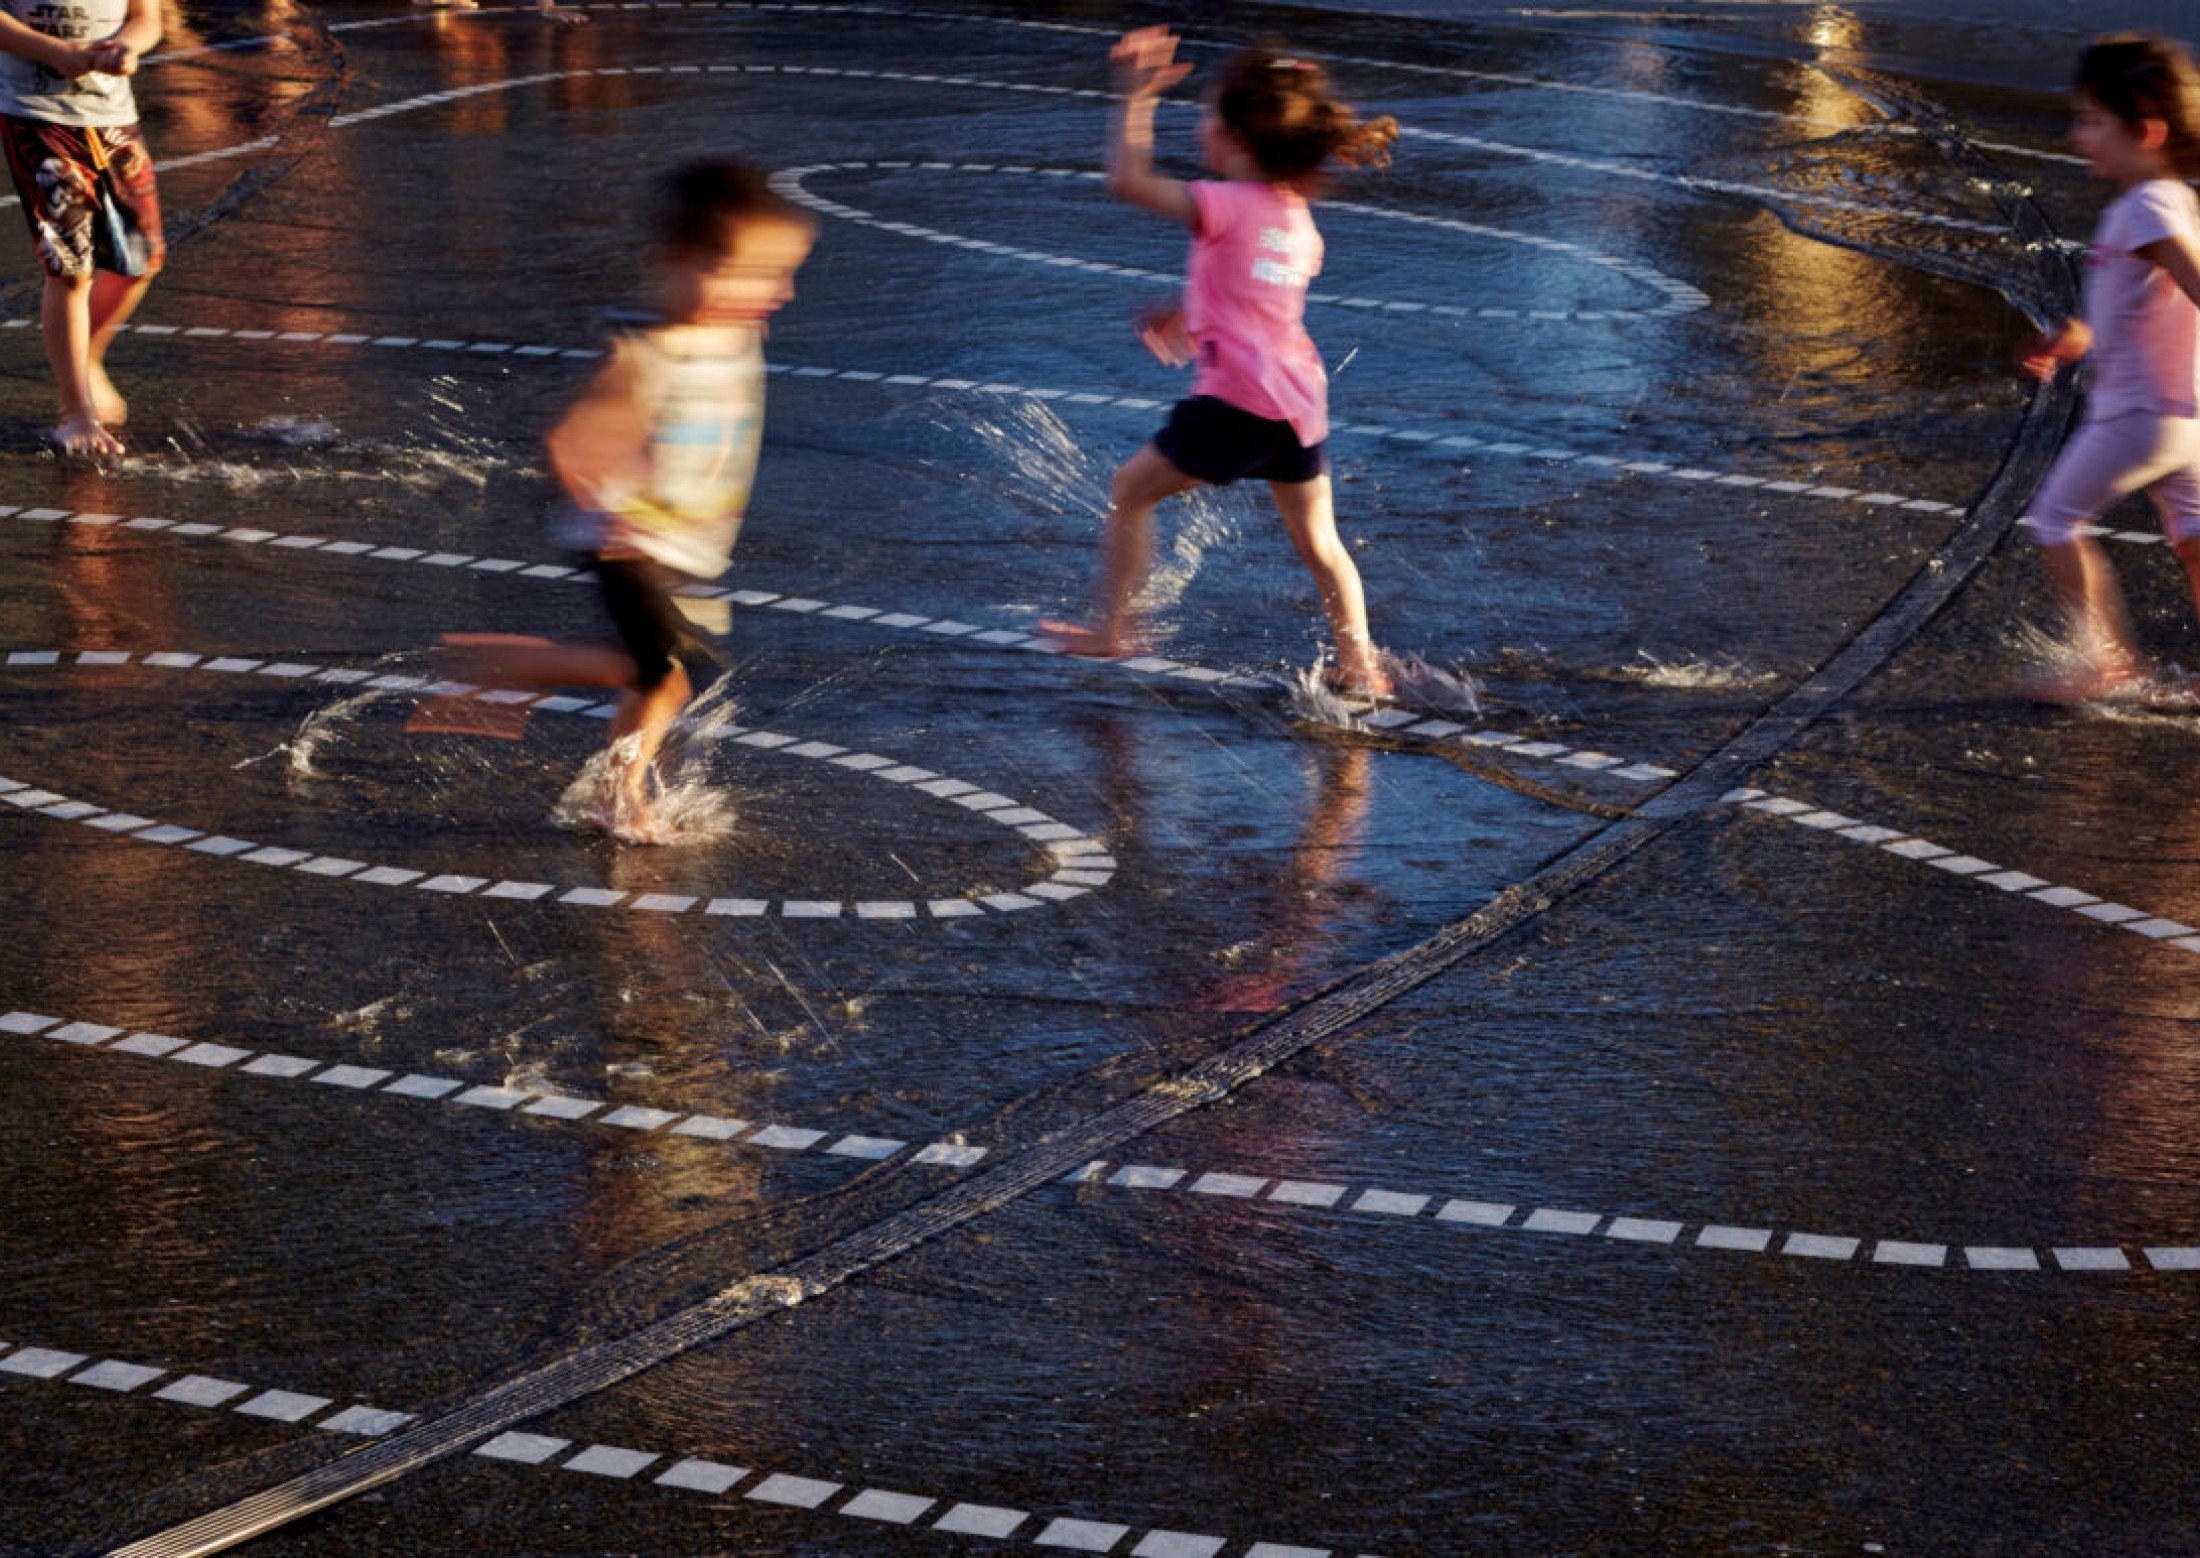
[656,159,816,254]
[2074,33,2200,179]
[1211,40,1398,190]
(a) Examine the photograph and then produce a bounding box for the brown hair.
[2074,33,2200,180]
[657,159,816,253]
[1212,39,1398,191]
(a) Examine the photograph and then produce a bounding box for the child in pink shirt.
[1046,27,1398,698]
[2019,34,2200,701]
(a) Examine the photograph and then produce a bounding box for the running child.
[1045,27,1398,698]
[2018,33,2200,701]
[0,0,163,458]
[441,160,814,844]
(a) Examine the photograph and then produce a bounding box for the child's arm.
[2017,317,2091,382]
[89,0,163,75]
[1105,26,1197,227]
[546,344,652,523]
[2139,232,2200,313]
[0,13,102,79]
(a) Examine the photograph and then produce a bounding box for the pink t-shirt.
[1183,180,1328,446]
[2083,178,2200,421]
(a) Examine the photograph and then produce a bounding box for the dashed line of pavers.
[14,992,2190,1281]
[0,1007,996,1170]
[1723,785,2200,957]
[1066,1159,2200,1276]
[0,1336,1380,1557]
[37,332,1994,528]
[774,160,1707,322]
[0,646,1113,920]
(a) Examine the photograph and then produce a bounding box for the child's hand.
[2017,317,2091,381]
[46,40,104,78]
[1135,300,1193,366]
[1111,26,1192,102]
[89,38,137,75]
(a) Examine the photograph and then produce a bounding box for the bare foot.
[49,411,122,458]
[1323,662,1395,702]
[536,3,589,20]
[87,362,126,427]
[1037,618,1143,658]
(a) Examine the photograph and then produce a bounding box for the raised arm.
[1105,26,1197,228]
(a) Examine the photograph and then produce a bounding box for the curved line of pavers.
[0,649,1113,920]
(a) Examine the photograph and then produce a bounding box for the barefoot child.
[1046,27,1398,698]
[442,161,814,843]
[0,0,162,457]
[2018,33,2200,701]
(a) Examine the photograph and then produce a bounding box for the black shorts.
[1152,395,1327,486]
[594,555,704,690]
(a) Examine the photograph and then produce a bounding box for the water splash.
[1284,650,1483,727]
[1611,651,1783,693]
[928,397,1245,633]
[549,673,747,845]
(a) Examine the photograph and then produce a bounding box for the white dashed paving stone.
[1784,1233,1862,1260]
[746,1474,841,1508]
[600,1106,679,1131]
[1606,1218,1685,1244]
[1189,1172,1268,1198]
[73,1360,164,1391]
[1966,1247,2042,1270]
[0,1348,86,1378]
[563,1445,660,1479]
[1697,1226,1774,1253]
[2053,1247,2131,1272]
[1036,1517,1132,1551]
[1267,1181,1348,1208]
[935,1504,1028,1538]
[1134,1535,1226,1558]
[748,1124,827,1151]
[655,1459,748,1494]
[242,1054,317,1078]
[156,1376,250,1407]
[1873,1241,1948,1267]
[235,1390,331,1422]
[1354,1190,1430,1217]
[320,1406,414,1435]
[1110,1165,1186,1190]
[843,1490,936,1524]
[1436,1200,1515,1226]
[476,1432,571,1464]
[1523,1209,1602,1235]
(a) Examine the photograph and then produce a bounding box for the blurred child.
[0,0,163,457]
[1044,27,1398,698]
[443,161,813,843]
[2018,33,2200,701]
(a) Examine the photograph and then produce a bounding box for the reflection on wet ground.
[4,0,2200,1553]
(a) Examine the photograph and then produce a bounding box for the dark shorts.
[1152,395,1327,486]
[594,555,705,690]
[0,116,162,280]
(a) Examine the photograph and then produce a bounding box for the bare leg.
[41,273,120,456]
[1046,443,1201,656]
[2174,535,2200,644]
[2036,537,2144,699]
[85,270,153,427]
[607,663,691,841]
[1270,474,1391,697]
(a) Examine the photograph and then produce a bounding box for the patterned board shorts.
[0,114,162,280]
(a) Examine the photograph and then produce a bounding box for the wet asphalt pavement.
[4,1,2200,1553]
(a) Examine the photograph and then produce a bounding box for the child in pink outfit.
[1045,28,1397,698]
[2019,33,2200,701]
